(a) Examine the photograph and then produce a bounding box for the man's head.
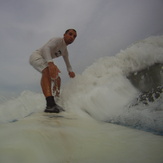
[64,29,77,45]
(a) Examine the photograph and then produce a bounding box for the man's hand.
[48,62,61,80]
[69,71,75,78]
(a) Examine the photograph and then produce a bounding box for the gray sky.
[1,0,163,95]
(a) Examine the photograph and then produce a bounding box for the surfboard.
[44,113,65,118]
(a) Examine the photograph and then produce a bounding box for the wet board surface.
[44,113,65,119]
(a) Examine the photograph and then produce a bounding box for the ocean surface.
[0,35,163,163]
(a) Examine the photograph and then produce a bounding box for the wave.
[61,35,163,135]
[0,35,163,135]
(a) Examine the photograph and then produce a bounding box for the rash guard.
[38,37,72,72]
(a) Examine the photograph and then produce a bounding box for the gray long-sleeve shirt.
[38,37,72,72]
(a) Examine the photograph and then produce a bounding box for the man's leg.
[41,67,60,113]
[41,67,52,97]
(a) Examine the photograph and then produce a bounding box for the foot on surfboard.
[44,104,64,113]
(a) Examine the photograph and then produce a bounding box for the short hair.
[65,29,77,34]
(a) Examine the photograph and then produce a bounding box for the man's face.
[64,30,77,45]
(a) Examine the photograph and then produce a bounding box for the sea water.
[0,35,163,163]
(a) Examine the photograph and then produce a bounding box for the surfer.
[29,29,77,113]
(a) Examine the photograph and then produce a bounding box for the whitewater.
[0,35,163,163]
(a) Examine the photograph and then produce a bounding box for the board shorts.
[29,50,48,73]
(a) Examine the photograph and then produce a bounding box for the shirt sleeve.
[62,49,73,72]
